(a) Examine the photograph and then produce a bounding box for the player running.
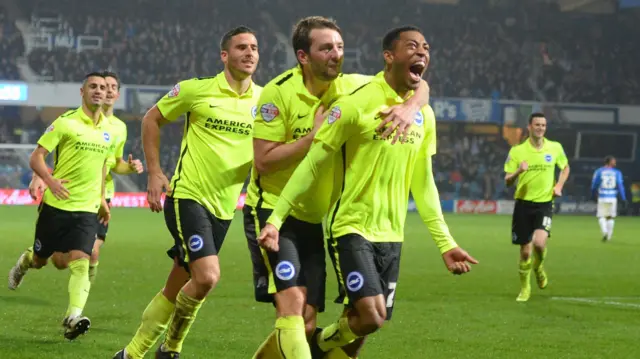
[257,25,475,358]
[591,156,626,242]
[113,26,261,359]
[8,72,112,340]
[504,113,570,302]
[28,70,144,284]
[244,17,432,359]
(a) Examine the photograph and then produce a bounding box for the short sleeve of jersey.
[253,84,288,142]
[314,101,360,151]
[156,79,197,122]
[423,106,437,156]
[38,119,66,153]
[504,147,519,173]
[554,142,568,169]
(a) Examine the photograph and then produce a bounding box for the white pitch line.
[551,296,640,309]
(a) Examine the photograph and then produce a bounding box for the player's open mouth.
[408,61,426,82]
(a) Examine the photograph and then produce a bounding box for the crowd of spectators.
[1,0,638,201]
[0,7,23,81]
[3,0,638,104]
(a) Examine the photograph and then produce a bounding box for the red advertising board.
[455,200,497,214]
[0,189,247,209]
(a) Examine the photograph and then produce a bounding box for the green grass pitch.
[1,206,639,358]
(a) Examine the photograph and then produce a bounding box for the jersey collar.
[77,106,106,127]
[292,65,340,103]
[525,137,547,152]
[374,71,414,103]
[216,71,255,97]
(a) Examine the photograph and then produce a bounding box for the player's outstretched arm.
[376,80,430,144]
[411,153,478,274]
[260,143,335,252]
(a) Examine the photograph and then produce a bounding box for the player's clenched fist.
[519,161,528,172]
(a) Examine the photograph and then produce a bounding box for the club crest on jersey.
[544,154,552,163]
[260,103,279,122]
[167,83,180,98]
[275,261,295,281]
[251,106,258,119]
[328,106,341,124]
[414,111,424,126]
[103,132,111,142]
[346,271,364,292]
[188,235,204,252]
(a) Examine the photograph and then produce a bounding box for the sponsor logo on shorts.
[188,234,204,252]
[346,271,364,292]
[34,239,42,252]
[275,261,295,281]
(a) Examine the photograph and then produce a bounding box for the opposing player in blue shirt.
[591,156,627,242]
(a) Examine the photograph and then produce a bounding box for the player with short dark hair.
[591,155,626,242]
[245,17,432,359]
[29,70,145,283]
[113,26,261,359]
[504,112,570,302]
[257,25,477,356]
[8,72,112,340]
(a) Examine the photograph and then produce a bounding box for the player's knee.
[275,287,306,316]
[31,256,47,269]
[354,300,385,335]
[90,246,100,263]
[359,310,385,335]
[193,268,220,293]
[52,253,68,270]
[303,307,318,338]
